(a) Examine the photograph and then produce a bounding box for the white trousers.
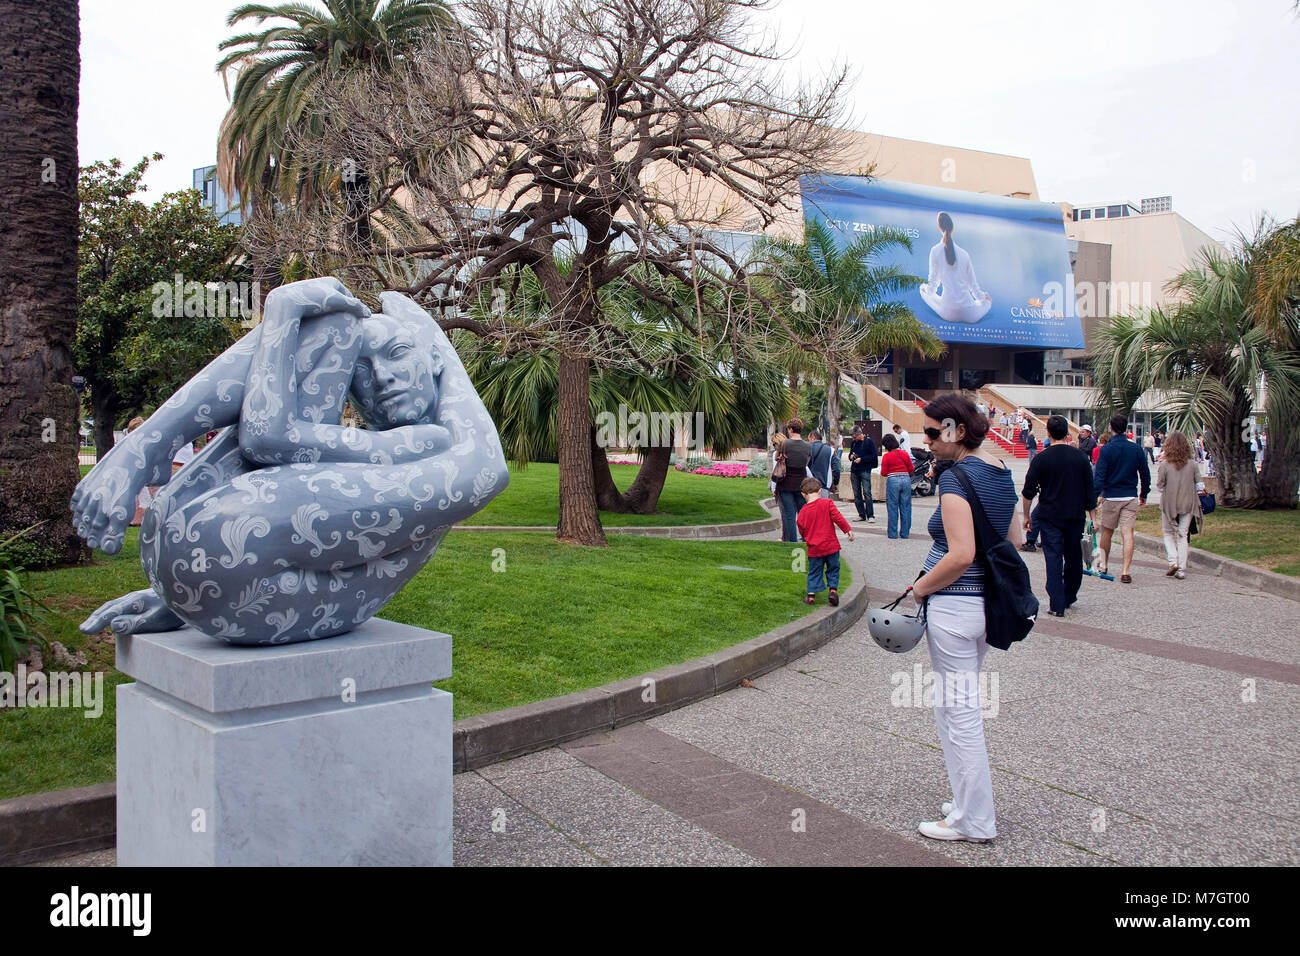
[1161,512,1192,569]
[925,594,997,839]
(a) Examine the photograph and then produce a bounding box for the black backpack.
[948,462,1039,650]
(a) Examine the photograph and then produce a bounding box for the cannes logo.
[50,887,151,936]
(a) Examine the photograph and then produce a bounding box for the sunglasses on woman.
[923,427,945,440]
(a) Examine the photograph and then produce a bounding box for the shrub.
[679,455,712,472]
[0,527,51,672]
[746,456,770,478]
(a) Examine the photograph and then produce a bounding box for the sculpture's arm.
[70,324,264,554]
[237,279,453,466]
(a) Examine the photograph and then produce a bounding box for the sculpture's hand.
[70,434,168,555]
[80,588,184,635]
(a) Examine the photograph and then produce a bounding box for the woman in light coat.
[1155,431,1202,580]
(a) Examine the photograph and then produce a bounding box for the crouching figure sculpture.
[71,278,508,645]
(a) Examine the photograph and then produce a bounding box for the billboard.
[800,175,1085,349]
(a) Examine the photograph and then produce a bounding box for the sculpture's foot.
[81,589,185,636]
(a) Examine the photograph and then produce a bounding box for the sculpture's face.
[352,314,443,428]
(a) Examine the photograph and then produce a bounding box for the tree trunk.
[826,365,842,451]
[556,354,606,545]
[1207,391,1261,507]
[1257,426,1300,509]
[0,0,84,568]
[590,428,624,512]
[621,443,674,514]
[91,389,119,461]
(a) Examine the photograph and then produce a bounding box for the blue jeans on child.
[886,473,912,538]
[807,552,841,593]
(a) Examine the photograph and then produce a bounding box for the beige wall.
[1065,211,1226,312]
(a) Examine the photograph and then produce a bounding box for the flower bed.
[675,461,750,478]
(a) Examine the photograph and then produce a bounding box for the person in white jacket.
[919,212,993,324]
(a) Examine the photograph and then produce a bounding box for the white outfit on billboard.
[920,242,993,324]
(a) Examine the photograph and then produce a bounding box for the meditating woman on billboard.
[919,212,993,324]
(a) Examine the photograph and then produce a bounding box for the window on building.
[1079,209,1091,220]
[1107,205,1122,218]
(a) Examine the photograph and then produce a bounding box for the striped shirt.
[922,457,1018,596]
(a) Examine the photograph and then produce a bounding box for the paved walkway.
[41,484,1296,868]
[446,492,1296,867]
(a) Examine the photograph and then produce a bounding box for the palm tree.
[1089,242,1300,508]
[750,217,944,449]
[216,0,454,246]
[0,0,84,567]
[460,267,792,523]
[1246,216,1300,505]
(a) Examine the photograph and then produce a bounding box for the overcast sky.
[79,0,1300,243]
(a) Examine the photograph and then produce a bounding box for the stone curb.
[453,498,780,538]
[0,782,115,866]
[1133,531,1300,603]
[453,558,867,772]
[0,546,863,864]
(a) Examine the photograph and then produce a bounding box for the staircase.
[975,385,1082,444]
[986,428,1028,458]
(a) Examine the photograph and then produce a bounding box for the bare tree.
[249,0,854,545]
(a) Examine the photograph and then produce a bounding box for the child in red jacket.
[795,476,854,606]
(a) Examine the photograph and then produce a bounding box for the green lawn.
[1,526,843,800]
[79,460,773,527]
[1136,504,1300,577]
[469,462,771,526]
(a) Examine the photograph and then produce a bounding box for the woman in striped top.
[909,393,1023,843]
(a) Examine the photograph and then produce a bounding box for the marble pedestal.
[115,618,452,866]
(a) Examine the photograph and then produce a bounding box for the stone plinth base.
[115,618,452,866]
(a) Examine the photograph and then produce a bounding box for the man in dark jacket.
[1022,416,1097,615]
[1076,424,1098,460]
[848,426,878,522]
[1092,413,1151,583]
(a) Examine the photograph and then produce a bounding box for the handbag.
[1199,493,1215,515]
[1189,514,1200,537]
[771,454,787,481]
[948,462,1039,650]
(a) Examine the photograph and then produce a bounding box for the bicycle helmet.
[868,589,927,653]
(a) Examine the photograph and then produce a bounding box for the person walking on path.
[1155,430,1202,580]
[1091,431,1108,466]
[892,423,911,453]
[910,392,1021,843]
[1077,424,1097,461]
[1021,415,1097,616]
[848,426,878,523]
[775,419,812,543]
[770,432,788,538]
[829,434,843,500]
[1143,431,1156,465]
[796,476,854,605]
[880,433,914,538]
[1024,429,1038,462]
[807,429,835,499]
[1093,413,1151,583]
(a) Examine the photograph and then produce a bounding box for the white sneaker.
[868,517,876,524]
[918,820,990,842]
[1174,568,1186,579]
